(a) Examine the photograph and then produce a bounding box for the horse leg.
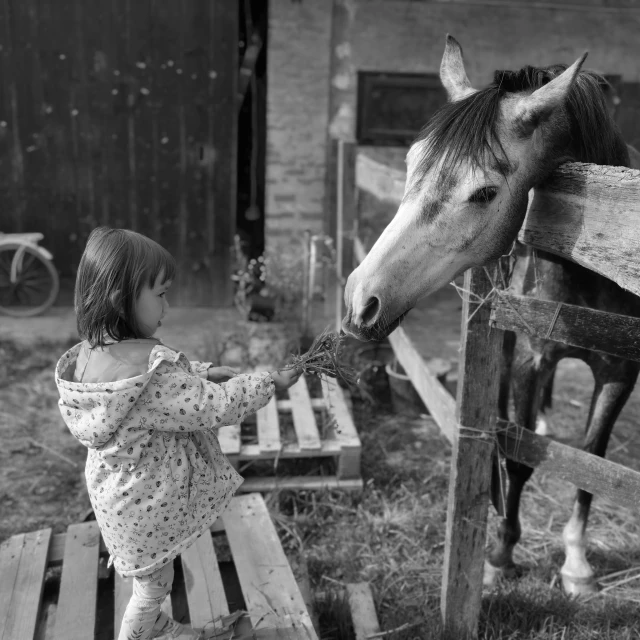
[560,356,639,595]
[484,342,557,587]
[498,331,516,421]
[535,367,555,436]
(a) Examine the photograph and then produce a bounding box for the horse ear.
[440,34,476,102]
[513,52,588,137]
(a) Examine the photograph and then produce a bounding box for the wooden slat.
[346,583,381,640]
[239,440,342,459]
[320,378,360,447]
[0,528,51,640]
[441,266,504,639]
[240,476,363,493]
[288,377,322,450]
[114,574,133,639]
[277,398,325,411]
[498,422,640,510]
[0,535,27,636]
[519,162,640,298]
[388,327,457,444]
[321,377,361,479]
[54,521,100,640]
[490,293,640,363]
[257,397,281,453]
[181,532,228,630]
[218,423,241,466]
[222,493,317,639]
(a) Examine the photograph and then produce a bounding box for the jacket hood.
[55,342,154,449]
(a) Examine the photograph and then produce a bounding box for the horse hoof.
[535,416,551,436]
[483,560,518,588]
[560,572,599,596]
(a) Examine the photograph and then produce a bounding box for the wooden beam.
[490,293,640,363]
[441,265,504,640]
[498,422,640,511]
[388,327,457,444]
[423,0,640,12]
[346,583,381,640]
[519,162,640,298]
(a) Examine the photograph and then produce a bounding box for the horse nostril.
[361,296,380,327]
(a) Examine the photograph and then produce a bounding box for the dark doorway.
[237,0,268,260]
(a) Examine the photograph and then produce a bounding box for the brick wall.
[265,0,332,245]
[266,0,640,249]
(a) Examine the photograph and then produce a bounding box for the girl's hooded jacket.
[55,341,274,577]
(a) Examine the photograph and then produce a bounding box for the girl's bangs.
[144,241,176,287]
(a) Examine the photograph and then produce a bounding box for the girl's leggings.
[117,562,198,640]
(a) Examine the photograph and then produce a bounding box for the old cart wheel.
[0,243,60,317]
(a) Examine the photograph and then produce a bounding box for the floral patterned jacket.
[55,341,274,577]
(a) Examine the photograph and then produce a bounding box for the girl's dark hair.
[75,227,176,347]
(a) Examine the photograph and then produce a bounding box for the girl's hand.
[271,366,303,391]
[207,366,238,383]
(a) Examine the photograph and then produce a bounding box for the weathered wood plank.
[288,377,322,450]
[222,493,318,639]
[181,532,228,630]
[498,422,640,511]
[0,535,27,637]
[0,528,51,640]
[278,398,325,411]
[490,293,640,362]
[240,440,342,459]
[218,423,241,468]
[321,376,361,478]
[53,521,100,640]
[519,162,640,297]
[240,476,363,493]
[441,266,504,640]
[346,583,381,640]
[388,326,457,444]
[257,397,281,454]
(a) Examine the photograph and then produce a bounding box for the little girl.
[55,227,301,640]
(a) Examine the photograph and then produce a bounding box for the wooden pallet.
[218,374,362,492]
[0,493,318,640]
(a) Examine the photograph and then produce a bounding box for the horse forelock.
[410,63,629,192]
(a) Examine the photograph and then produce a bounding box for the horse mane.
[412,64,629,188]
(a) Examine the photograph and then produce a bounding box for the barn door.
[0,0,237,306]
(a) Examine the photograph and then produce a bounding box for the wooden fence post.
[441,265,504,639]
[335,139,357,332]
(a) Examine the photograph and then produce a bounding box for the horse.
[342,35,640,596]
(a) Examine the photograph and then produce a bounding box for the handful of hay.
[286,328,357,387]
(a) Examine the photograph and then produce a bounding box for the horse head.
[342,36,591,341]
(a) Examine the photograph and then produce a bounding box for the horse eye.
[469,187,498,204]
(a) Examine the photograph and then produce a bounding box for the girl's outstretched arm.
[147,362,274,432]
